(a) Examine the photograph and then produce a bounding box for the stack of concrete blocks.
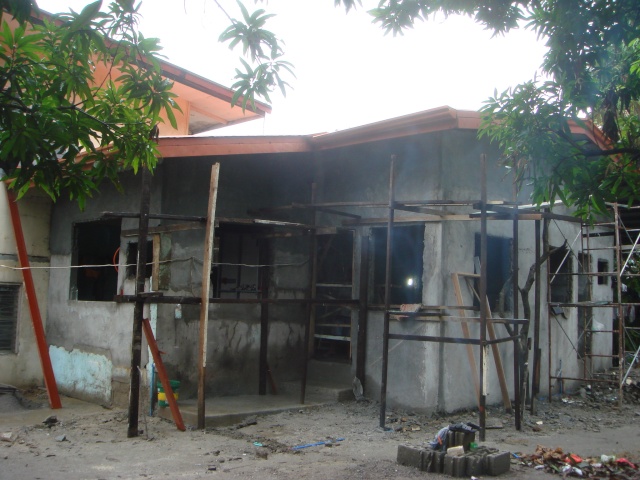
[397,443,511,477]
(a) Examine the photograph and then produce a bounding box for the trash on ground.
[292,437,345,450]
[519,445,639,478]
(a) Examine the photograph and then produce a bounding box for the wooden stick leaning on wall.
[451,272,481,405]
[458,273,512,411]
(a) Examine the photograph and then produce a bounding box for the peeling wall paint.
[50,345,112,405]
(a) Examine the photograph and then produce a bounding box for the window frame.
[371,224,425,305]
[0,283,21,353]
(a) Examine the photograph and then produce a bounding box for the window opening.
[474,234,512,311]
[549,245,573,304]
[372,225,424,305]
[597,259,609,285]
[70,220,120,301]
[314,231,354,361]
[0,283,20,352]
[578,253,592,358]
[212,225,261,299]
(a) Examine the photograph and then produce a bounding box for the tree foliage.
[360,0,640,217]
[0,0,179,207]
[217,0,293,112]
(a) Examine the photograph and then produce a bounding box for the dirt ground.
[2,381,640,480]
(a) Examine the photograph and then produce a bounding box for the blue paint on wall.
[49,345,112,404]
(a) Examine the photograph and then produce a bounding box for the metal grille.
[0,284,20,352]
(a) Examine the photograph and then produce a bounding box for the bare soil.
[2,381,640,480]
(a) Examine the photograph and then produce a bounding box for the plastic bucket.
[157,380,180,407]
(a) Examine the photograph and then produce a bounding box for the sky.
[37,1,548,136]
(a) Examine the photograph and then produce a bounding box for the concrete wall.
[43,129,615,412]
[315,130,614,413]
[155,156,313,398]
[0,185,52,387]
[47,173,160,405]
[46,154,314,405]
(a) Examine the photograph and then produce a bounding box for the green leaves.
[369,0,524,36]
[218,0,294,111]
[0,1,178,207]
[369,0,640,220]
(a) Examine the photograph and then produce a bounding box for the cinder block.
[465,453,486,477]
[487,451,511,476]
[444,455,468,477]
[446,430,455,448]
[444,455,454,476]
[421,449,435,472]
[433,451,446,473]
[397,444,422,469]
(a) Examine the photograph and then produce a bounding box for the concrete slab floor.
[158,390,343,428]
[0,393,108,429]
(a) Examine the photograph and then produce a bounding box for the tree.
[0,0,180,207]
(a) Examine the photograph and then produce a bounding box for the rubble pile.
[519,445,640,478]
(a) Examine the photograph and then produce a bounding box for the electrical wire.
[0,256,308,271]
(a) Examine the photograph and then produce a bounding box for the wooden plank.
[197,164,220,429]
[121,223,203,237]
[151,234,160,292]
[142,318,185,431]
[451,273,480,403]
[128,167,152,438]
[314,334,350,341]
[343,214,473,225]
[460,276,512,412]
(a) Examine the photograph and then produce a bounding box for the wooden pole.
[6,190,62,409]
[258,239,270,395]
[512,201,521,430]
[379,155,396,429]
[300,183,317,404]
[128,166,152,438]
[614,204,625,408]
[355,235,369,388]
[197,164,220,429]
[532,219,541,414]
[479,154,488,441]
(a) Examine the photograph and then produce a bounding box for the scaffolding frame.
[547,202,640,405]
[117,153,626,440]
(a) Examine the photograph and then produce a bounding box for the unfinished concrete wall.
[0,186,52,387]
[316,129,614,413]
[153,155,313,398]
[47,172,162,405]
[42,127,616,413]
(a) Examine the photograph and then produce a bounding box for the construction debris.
[519,445,640,478]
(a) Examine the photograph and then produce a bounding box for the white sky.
[38,1,548,136]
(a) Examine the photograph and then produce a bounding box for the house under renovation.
[29,104,632,422]
[0,16,633,420]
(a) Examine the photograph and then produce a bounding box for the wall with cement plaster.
[47,172,161,404]
[315,130,614,413]
[43,128,616,413]
[46,154,314,404]
[0,185,52,387]
[152,155,313,398]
